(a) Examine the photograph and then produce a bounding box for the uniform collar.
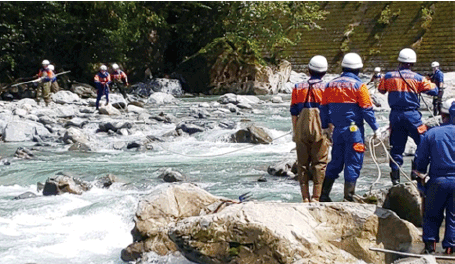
[340,72,361,81]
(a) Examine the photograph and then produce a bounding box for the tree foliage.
[0,1,325,85]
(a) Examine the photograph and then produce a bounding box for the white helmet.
[374,67,381,73]
[112,63,119,70]
[398,48,416,63]
[100,65,107,71]
[308,55,328,72]
[42,60,50,65]
[431,61,439,68]
[341,53,363,69]
[48,64,55,71]
[441,98,455,114]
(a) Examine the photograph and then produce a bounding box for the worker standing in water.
[378,48,438,185]
[290,55,330,203]
[319,53,379,202]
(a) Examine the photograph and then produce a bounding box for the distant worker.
[94,65,111,110]
[290,55,330,203]
[414,99,455,254]
[319,53,379,202]
[369,67,382,90]
[34,59,54,105]
[430,61,444,116]
[378,48,438,185]
[111,63,129,99]
[48,64,60,93]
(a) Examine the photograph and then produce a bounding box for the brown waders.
[51,81,60,93]
[36,81,51,105]
[295,108,329,202]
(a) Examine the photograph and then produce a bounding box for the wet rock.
[383,182,422,227]
[231,125,273,144]
[1,159,10,165]
[112,141,126,150]
[52,90,80,104]
[42,174,91,196]
[236,102,252,109]
[218,93,238,104]
[151,112,177,123]
[392,256,436,264]
[14,147,34,159]
[236,95,261,105]
[127,142,142,149]
[37,182,45,192]
[13,191,38,200]
[127,104,146,114]
[54,105,77,118]
[13,108,27,117]
[96,174,119,188]
[98,121,133,133]
[176,122,205,135]
[190,108,210,119]
[158,168,186,182]
[257,176,267,182]
[218,120,236,130]
[267,158,297,177]
[226,103,237,112]
[68,142,91,152]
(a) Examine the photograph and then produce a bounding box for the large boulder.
[52,90,81,104]
[230,125,273,144]
[2,120,50,142]
[383,182,422,227]
[63,127,90,145]
[121,183,221,262]
[70,83,96,98]
[149,78,183,97]
[267,158,298,177]
[122,184,421,264]
[99,104,121,115]
[147,92,176,105]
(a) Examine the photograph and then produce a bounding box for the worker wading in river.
[319,53,380,202]
[290,55,330,202]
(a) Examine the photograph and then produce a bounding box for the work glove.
[373,130,381,140]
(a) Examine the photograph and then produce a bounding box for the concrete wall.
[275,2,454,74]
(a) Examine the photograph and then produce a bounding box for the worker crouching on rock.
[415,99,455,254]
[319,53,379,202]
[290,55,330,202]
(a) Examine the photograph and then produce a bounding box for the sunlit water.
[0,90,420,264]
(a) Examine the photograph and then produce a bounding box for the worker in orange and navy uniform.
[378,48,438,185]
[94,65,111,110]
[34,59,54,105]
[290,55,330,203]
[319,53,380,202]
[111,63,129,100]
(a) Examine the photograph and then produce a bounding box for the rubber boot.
[445,247,455,254]
[299,183,310,203]
[390,170,400,186]
[319,178,335,202]
[311,183,323,202]
[423,240,436,254]
[344,182,356,202]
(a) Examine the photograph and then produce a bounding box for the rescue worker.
[414,99,455,254]
[378,48,438,185]
[319,53,380,202]
[290,55,330,203]
[48,64,60,93]
[369,67,382,90]
[34,59,54,105]
[111,63,129,100]
[430,61,444,116]
[94,65,111,110]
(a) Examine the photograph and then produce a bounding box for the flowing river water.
[0,89,422,263]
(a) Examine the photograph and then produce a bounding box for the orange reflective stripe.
[353,143,365,153]
[417,124,428,134]
[358,84,374,109]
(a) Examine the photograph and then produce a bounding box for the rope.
[157,131,292,158]
[370,247,455,260]
[368,134,417,195]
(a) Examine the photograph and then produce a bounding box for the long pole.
[11,71,71,87]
